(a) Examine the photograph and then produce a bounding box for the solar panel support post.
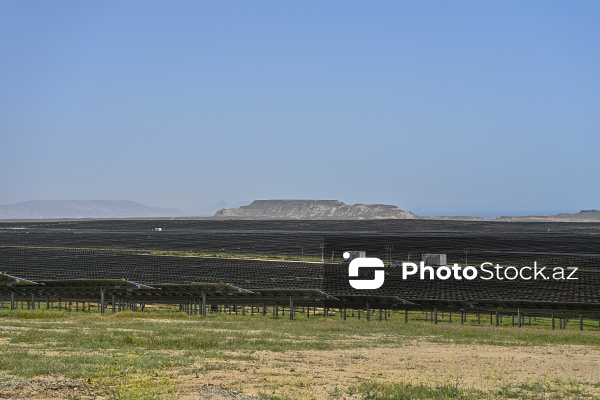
[379,308,383,321]
[366,302,370,322]
[404,307,408,323]
[262,303,266,317]
[518,308,521,328]
[112,294,116,313]
[100,288,105,315]
[68,300,72,312]
[10,290,15,310]
[275,305,279,317]
[289,296,294,320]
[495,312,499,327]
[30,294,35,310]
[449,312,452,323]
[511,314,515,327]
[434,307,438,325]
[477,313,481,325]
[343,306,347,321]
[306,306,310,319]
[551,314,555,330]
[580,315,583,331]
[202,293,207,317]
[461,311,464,325]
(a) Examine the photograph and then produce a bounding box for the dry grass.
[0,308,599,399]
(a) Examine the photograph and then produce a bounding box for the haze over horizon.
[2,2,598,216]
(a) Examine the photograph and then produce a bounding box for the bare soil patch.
[0,377,93,400]
[178,342,600,399]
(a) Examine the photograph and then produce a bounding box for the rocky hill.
[0,200,184,219]
[214,200,416,219]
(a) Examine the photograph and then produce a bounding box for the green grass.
[0,244,323,262]
[343,381,486,400]
[0,308,599,399]
[1,308,599,352]
[331,380,600,400]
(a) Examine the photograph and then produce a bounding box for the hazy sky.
[1,2,598,216]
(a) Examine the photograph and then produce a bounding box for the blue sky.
[1,1,598,216]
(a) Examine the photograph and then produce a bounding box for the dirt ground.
[0,377,93,400]
[1,341,599,399]
[181,341,600,399]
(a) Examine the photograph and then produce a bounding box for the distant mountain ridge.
[0,200,184,219]
[215,200,416,219]
[498,210,600,222]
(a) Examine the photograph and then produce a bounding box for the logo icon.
[345,252,385,290]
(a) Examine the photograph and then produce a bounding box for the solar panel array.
[1,219,599,315]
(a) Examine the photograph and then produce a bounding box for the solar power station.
[1,219,599,329]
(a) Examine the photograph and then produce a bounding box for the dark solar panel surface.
[1,219,599,311]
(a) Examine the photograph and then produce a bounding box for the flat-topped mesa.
[214,200,417,219]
